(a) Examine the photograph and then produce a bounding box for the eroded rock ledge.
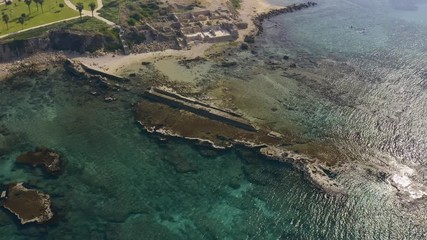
[136,87,343,193]
[2,183,53,224]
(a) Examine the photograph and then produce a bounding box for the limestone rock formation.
[3,183,53,224]
[16,147,62,175]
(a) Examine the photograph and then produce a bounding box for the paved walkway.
[0,0,115,39]
[64,0,116,26]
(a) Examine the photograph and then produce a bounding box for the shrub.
[127,18,136,26]
[130,13,141,21]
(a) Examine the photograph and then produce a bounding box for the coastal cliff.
[0,38,50,62]
[0,30,121,63]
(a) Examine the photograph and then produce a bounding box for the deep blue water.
[1,0,427,239]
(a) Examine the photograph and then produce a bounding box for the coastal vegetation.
[70,0,97,9]
[0,16,117,42]
[98,0,121,23]
[0,0,78,35]
[75,2,84,18]
[230,0,241,9]
[89,2,96,16]
[99,0,167,26]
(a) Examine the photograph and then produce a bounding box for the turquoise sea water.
[1,0,427,239]
[257,0,427,191]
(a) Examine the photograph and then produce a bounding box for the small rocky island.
[16,147,63,175]
[2,183,53,225]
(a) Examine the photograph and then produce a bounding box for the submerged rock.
[163,155,197,173]
[3,183,53,224]
[16,147,62,175]
[240,43,249,50]
[244,35,255,44]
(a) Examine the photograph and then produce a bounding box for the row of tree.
[76,2,97,18]
[1,1,97,31]
[24,0,45,14]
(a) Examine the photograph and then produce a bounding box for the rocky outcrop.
[0,38,50,62]
[3,183,53,224]
[142,87,256,132]
[137,87,344,193]
[64,59,89,79]
[81,63,127,82]
[48,30,120,53]
[16,147,63,175]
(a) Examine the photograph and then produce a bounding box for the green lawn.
[70,0,98,11]
[98,0,121,24]
[0,0,78,36]
[1,17,121,50]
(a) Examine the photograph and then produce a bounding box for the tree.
[89,2,96,17]
[39,0,44,13]
[2,13,10,30]
[24,0,32,14]
[18,16,25,29]
[34,0,39,11]
[76,2,84,19]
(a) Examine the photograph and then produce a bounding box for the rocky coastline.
[0,53,67,81]
[244,2,318,43]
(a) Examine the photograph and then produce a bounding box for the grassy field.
[70,0,97,10]
[98,0,121,24]
[0,0,78,36]
[1,16,119,43]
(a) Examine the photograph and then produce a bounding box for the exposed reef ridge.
[143,87,256,132]
[2,183,53,224]
[16,147,63,175]
[136,87,343,193]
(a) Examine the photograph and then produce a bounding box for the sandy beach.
[237,0,283,40]
[73,0,281,75]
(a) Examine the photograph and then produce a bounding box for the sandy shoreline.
[74,0,281,74]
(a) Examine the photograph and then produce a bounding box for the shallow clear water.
[1,0,427,239]
[0,69,423,239]
[257,0,427,195]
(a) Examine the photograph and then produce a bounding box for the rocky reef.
[136,87,342,193]
[16,147,63,175]
[2,183,53,224]
[137,88,281,149]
